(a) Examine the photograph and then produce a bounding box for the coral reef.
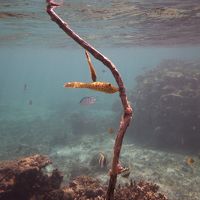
[0,154,168,200]
[0,154,63,200]
[127,60,200,151]
[64,176,168,200]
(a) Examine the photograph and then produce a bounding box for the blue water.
[0,1,200,199]
[1,46,200,108]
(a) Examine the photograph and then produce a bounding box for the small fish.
[80,96,96,105]
[120,168,131,178]
[28,100,32,105]
[181,137,185,145]
[85,50,97,82]
[108,127,114,134]
[24,84,27,91]
[64,81,119,94]
[115,163,131,178]
[186,157,195,166]
[98,152,107,168]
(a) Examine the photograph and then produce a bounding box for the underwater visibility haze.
[0,0,200,199]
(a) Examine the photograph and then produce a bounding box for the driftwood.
[46,1,133,200]
[0,154,63,200]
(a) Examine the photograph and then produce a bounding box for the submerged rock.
[126,60,200,152]
[0,154,63,200]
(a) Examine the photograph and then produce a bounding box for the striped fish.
[64,81,119,94]
[80,96,96,105]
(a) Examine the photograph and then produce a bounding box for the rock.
[0,154,63,200]
[124,60,200,151]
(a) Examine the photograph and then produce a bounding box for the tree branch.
[46,1,133,199]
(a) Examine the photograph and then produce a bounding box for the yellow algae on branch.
[64,81,119,94]
[85,50,97,82]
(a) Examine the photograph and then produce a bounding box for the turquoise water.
[1,46,199,121]
[0,1,200,199]
[1,46,200,105]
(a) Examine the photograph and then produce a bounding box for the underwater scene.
[0,0,200,199]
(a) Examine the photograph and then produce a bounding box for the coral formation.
[127,60,200,151]
[0,155,168,200]
[0,154,63,200]
[64,176,168,200]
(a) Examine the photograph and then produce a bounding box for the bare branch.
[46,1,133,199]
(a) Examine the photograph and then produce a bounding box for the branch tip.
[46,0,63,7]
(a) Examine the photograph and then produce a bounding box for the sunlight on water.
[0,1,200,200]
[0,0,200,47]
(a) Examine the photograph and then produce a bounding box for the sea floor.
[48,133,200,200]
[0,105,200,200]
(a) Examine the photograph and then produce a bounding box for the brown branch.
[46,1,133,199]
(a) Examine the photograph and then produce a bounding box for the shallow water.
[0,1,200,200]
